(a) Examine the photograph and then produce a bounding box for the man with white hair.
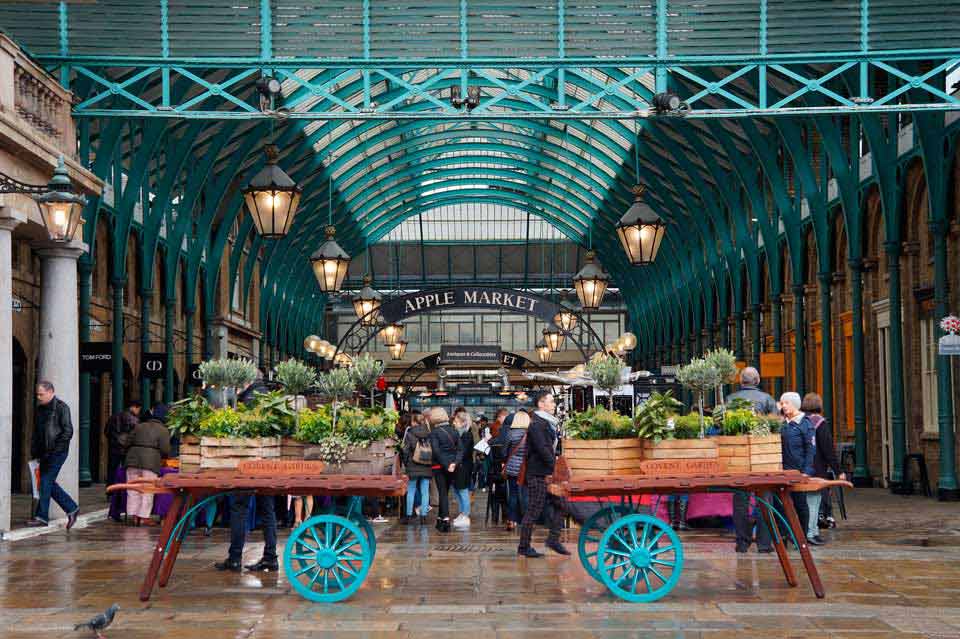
[726,368,778,553]
[778,391,819,545]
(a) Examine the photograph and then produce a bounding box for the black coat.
[428,424,461,469]
[525,413,558,477]
[401,423,434,479]
[454,428,474,490]
[810,415,841,479]
[32,397,73,460]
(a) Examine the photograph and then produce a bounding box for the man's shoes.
[735,543,749,553]
[517,547,544,558]
[214,559,242,572]
[806,535,825,546]
[25,518,48,528]
[435,518,451,533]
[244,559,279,572]
[757,546,774,554]
[545,540,571,556]
[65,509,79,531]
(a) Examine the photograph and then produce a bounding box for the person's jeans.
[805,491,822,539]
[433,469,453,520]
[406,478,430,516]
[455,488,470,516]
[506,477,527,523]
[228,495,277,564]
[733,491,772,550]
[35,451,78,522]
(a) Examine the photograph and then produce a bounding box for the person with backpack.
[401,412,433,525]
[491,411,529,531]
[426,407,460,533]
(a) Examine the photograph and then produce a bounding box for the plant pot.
[303,438,397,475]
[206,386,236,409]
[199,436,281,470]
[562,438,645,476]
[715,434,782,472]
[640,438,721,475]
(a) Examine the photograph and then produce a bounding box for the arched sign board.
[378,287,559,325]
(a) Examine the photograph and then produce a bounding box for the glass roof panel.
[381,203,567,243]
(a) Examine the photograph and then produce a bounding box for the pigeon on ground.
[74,604,119,639]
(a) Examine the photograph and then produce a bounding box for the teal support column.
[772,294,783,398]
[849,259,870,486]
[791,284,806,395]
[932,222,959,500]
[885,241,907,486]
[111,278,125,413]
[184,307,195,398]
[817,272,834,429]
[733,311,744,360]
[77,258,93,486]
[202,315,214,361]
[139,289,152,410]
[751,304,762,368]
[163,298,175,404]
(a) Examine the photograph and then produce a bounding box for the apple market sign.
[379,287,559,325]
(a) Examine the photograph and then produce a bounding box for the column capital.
[31,239,87,260]
[0,206,27,232]
[847,258,865,273]
[817,271,832,285]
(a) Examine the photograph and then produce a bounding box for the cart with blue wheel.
[554,470,852,603]
[112,460,407,603]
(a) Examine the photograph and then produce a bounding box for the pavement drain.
[431,544,512,554]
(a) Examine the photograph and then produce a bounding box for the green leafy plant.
[317,367,356,429]
[671,413,712,440]
[586,352,625,409]
[634,391,684,441]
[275,358,317,396]
[566,406,634,440]
[199,357,257,388]
[165,395,214,437]
[721,408,757,436]
[248,390,297,436]
[350,354,384,405]
[294,405,334,444]
[308,433,353,468]
[677,357,722,438]
[337,406,399,448]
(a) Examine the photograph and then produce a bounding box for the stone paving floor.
[2,487,959,638]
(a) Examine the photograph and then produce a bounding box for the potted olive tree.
[275,358,317,460]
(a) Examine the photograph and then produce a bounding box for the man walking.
[27,381,79,529]
[105,399,140,488]
[726,367,776,553]
[517,391,569,558]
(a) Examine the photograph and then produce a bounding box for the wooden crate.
[199,436,281,470]
[562,438,645,476]
[304,438,397,475]
[715,434,782,472]
[280,437,306,460]
[179,435,201,473]
[642,438,719,461]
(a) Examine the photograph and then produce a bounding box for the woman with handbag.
[493,412,529,531]
[426,407,460,532]
[401,412,433,525]
[451,410,476,529]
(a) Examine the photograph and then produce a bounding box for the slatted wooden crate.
[715,434,782,472]
[304,438,397,475]
[562,438,645,476]
[199,436,281,470]
[642,438,719,462]
[179,435,201,473]
[280,437,306,460]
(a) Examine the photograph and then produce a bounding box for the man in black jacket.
[28,381,79,529]
[517,391,569,558]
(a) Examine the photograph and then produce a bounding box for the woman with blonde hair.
[451,409,476,529]
[426,407,460,532]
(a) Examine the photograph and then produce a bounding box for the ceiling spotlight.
[256,76,282,97]
[652,92,687,115]
[451,84,481,111]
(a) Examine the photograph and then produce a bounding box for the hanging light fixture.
[334,351,353,367]
[388,340,408,360]
[536,341,552,363]
[352,275,382,325]
[542,327,565,352]
[617,186,666,266]
[573,250,610,310]
[380,322,404,346]
[553,307,578,333]
[620,332,638,350]
[310,166,351,292]
[303,334,322,352]
[34,157,86,242]
[243,144,302,238]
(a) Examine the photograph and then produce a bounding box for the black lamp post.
[0,156,86,242]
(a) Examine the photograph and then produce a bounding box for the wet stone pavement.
[2,488,960,638]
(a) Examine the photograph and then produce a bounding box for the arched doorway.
[10,338,27,493]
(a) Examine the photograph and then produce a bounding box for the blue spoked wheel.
[349,512,377,561]
[597,514,684,603]
[284,514,372,602]
[578,505,635,582]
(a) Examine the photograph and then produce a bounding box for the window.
[920,317,939,435]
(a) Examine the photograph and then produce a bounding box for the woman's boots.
[435,517,450,532]
[668,501,690,531]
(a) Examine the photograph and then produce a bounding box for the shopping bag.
[28,459,40,499]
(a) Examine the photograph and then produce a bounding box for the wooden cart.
[110,461,407,603]
[553,470,851,603]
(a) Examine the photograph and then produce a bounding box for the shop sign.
[439,344,502,365]
[455,383,492,394]
[379,286,559,324]
[760,351,786,378]
[79,342,112,373]
[140,353,167,379]
[188,363,203,386]
[11,297,23,312]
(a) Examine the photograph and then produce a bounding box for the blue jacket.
[781,415,815,475]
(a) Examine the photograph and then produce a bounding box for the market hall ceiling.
[2,0,958,331]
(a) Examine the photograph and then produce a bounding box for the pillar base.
[937,487,960,502]
[852,476,873,488]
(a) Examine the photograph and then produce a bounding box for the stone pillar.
[34,241,85,519]
[0,208,25,532]
[252,337,261,367]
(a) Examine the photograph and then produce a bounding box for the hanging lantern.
[573,250,610,310]
[620,332,637,350]
[352,275,382,325]
[553,308,578,333]
[310,226,351,293]
[303,334,322,352]
[536,341,552,363]
[34,157,86,243]
[542,327,565,352]
[334,351,353,367]
[388,340,408,360]
[380,322,404,346]
[243,144,302,239]
[616,186,666,266]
